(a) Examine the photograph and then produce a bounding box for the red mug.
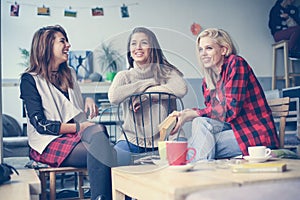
[166,141,196,166]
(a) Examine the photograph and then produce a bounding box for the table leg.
[112,189,125,200]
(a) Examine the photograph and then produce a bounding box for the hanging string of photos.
[8,1,137,18]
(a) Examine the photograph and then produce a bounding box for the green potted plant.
[19,48,30,68]
[95,42,124,82]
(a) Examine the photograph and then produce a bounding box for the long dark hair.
[25,25,73,90]
[126,27,183,81]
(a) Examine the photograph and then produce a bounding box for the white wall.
[1,0,278,79]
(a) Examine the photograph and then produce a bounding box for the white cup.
[248,146,271,158]
[158,141,167,161]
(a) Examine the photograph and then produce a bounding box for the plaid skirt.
[30,133,82,167]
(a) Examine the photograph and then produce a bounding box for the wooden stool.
[272,40,300,89]
[38,167,88,200]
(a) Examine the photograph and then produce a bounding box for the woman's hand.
[85,97,99,119]
[79,121,96,132]
[169,109,199,134]
[130,95,148,112]
[280,13,289,19]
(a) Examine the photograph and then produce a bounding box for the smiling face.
[129,32,151,67]
[52,32,71,71]
[198,36,227,73]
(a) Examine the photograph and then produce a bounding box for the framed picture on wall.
[68,50,93,80]
[10,3,20,16]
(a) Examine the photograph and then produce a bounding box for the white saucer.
[243,155,272,163]
[167,163,195,172]
[152,159,195,171]
[152,159,169,166]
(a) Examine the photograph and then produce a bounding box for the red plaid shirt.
[30,133,81,167]
[194,55,279,155]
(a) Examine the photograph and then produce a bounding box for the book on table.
[232,162,287,173]
[158,115,177,141]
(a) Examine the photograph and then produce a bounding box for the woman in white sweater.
[108,27,187,161]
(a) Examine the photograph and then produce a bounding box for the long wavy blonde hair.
[196,28,237,90]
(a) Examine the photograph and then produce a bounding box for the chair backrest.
[285,97,300,137]
[117,92,184,153]
[267,97,290,148]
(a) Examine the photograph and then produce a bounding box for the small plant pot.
[106,72,117,82]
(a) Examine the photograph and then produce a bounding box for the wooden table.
[111,159,300,200]
[0,169,41,200]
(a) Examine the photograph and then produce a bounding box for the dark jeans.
[274,25,300,52]
[61,124,117,200]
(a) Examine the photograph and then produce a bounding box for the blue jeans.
[188,117,242,161]
[115,140,158,153]
[114,140,158,166]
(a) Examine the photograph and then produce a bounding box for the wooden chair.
[267,97,290,148]
[38,167,87,200]
[117,92,184,164]
[281,97,300,153]
[271,40,300,89]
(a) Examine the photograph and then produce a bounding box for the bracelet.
[75,121,80,133]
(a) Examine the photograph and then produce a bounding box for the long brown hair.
[25,25,73,91]
[127,27,183,82]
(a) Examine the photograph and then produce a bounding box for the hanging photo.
[121,4,129,18]
[37,6,50,16]
[64,8,77,18]
[91,7,104,16]
[10,3,20,17]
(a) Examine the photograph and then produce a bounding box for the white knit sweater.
[108,64,188,147]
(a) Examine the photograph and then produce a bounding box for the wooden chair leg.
[279,117,287,148]
[272,43,277,90]
[289,59,296,87]
[49,172,56,200]
[38,167,88,200]
[78,172,84,199]
[283,41,289,88]
[39,171,47,200]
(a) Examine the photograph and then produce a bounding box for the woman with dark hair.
[170,28,279,161]
[108,27,187,160]
[20,25,116,200]
[268,0,300,58]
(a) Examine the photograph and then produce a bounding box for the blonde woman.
[171,28,279,160]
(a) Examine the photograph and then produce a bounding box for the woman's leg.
[188,117,240,161]
[80,124,117,200]
[214,129,242,159]
[114,140,159,166]
[188,117,216,161]
[274,26,300,51]
[114,141,132,166]
[61,142,87,167]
